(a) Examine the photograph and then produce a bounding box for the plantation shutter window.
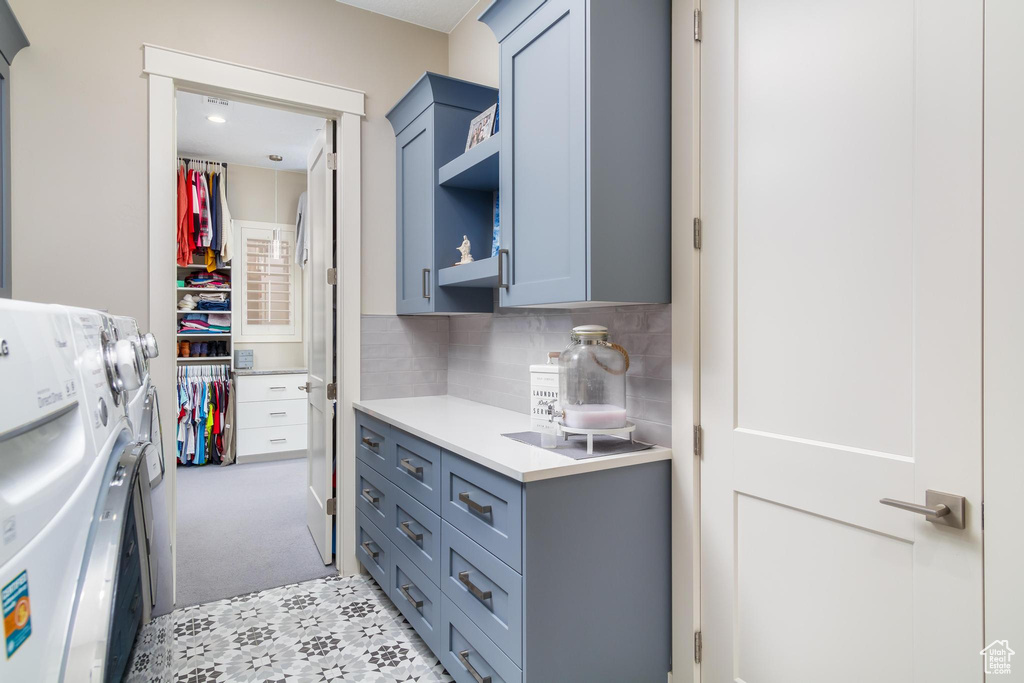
[236,221,302,342]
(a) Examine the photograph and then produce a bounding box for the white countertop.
[352,395,671,483]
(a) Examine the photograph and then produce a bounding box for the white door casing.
[306,123,335,565]
[699,1,984,681]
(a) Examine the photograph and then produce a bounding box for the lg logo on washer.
[0,339,8,357]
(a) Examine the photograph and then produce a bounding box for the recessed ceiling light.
[207,115,226,123]
[269,154,283,162]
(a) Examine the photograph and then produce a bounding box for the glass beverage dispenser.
[558,325,629,429]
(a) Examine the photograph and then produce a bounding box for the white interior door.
[305,122,335,565]
[699,1,984,681]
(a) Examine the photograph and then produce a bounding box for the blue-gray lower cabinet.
[354,408,670,682]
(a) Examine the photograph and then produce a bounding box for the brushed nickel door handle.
[399,583,424,609]
[879,489,966,529]
[400,458,424,477]
[459,491,492,515]
[498,248,509,291]
[458,570,492,601]
[361,488,380,505]
[360,541,379,559]
[422,268,431,300]
[457,649,491,683]
[361,436,379,449]
[399,520,423,542]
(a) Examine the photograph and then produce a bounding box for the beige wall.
[448,0,499,87]
[9,0,448,322]
[223,164,307,370]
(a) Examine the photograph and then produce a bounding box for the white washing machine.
[0,301,156,683]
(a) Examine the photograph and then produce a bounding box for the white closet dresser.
[235,369,308,464]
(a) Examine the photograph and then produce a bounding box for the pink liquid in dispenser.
[563,404,628,429]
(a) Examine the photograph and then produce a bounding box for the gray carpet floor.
[175,458,335,608]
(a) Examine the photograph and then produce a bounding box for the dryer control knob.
[112,339,143,392]
[141,333,159,359]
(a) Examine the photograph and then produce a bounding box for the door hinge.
[327,152,338,170]
[327,382,337,400]
[694,631,702,664]
[326,497,337,515]
[693,424,703,457]
[327,267,337,285]
[693,217,702,249]
[693,9,702,42]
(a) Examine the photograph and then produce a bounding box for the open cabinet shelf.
[438,256,500,288]
[438,133,499,191]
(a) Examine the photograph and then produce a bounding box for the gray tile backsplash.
[360,316,449,400]
[361,304,672,447]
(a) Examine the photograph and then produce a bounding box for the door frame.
[143,45,364,604]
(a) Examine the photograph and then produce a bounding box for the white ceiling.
[335,0,479,32]
[176,92,325,172]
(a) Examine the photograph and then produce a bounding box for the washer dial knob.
[108,339,143,392]
[141,332,159,359]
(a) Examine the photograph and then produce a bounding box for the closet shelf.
[177,332,231,338]
[178,264,231,270]
[177,356,232,363]
[177,310,231,314]
[177,287,232,292]
[438,133,499,191]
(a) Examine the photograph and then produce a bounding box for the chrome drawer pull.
[360,541,379,560]
[458,571,492,601]
[459,492,492,515]
[400,458,424,477]
[361,436,380,449]
[361,488,380,505]
[399,583,424,609]
[458,649,491,683]
[270,438,287,443]
[269,411,287,416]
[399,520,423,542]
[269,386,286,390]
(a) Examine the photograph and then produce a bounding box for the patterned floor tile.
[126,574,453,683]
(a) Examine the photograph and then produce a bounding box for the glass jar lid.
[571,325,609,341]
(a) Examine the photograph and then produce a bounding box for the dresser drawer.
[441,522,522,665]
[389,484,441,585]
[237,398,308,428]
[441,595,521,683]
[441,452,523,572]
[356,510,391,592]
[356,410,393,475]
[236,424,307,456]
[392,429,442,514]
[356,459,393,532]
[236,374,308,403]
[390,548,442,655]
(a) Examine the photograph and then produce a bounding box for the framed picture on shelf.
[465,103,497,151]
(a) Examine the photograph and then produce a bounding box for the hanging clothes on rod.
[176,363,235,466]
[176,158,233,269]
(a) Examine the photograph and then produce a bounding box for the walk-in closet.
[172,92,333,607]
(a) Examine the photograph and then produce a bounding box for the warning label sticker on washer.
[2,571,31,658]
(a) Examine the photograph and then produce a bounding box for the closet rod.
[177,157,228,167]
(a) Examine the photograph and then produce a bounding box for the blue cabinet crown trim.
[387,72,498,137]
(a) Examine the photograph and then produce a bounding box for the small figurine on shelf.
[456,235,474,265]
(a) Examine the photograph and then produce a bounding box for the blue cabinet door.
[396,109,435,314]
[498,0,587,307]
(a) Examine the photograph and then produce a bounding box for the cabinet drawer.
[441,452,523,572]
[392,429,442,514]
[389,484,441,585]
[441,595,521,683]
[237,399,307,429]
[356,459,393,532]
[390,547,441,655]
[356,510,391,592]
[356,410,393,475]
[441,522,522,665]
[236,424,307,456]
[236,374,308,403]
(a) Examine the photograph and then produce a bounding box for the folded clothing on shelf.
[185,272,230,288]
[178,294,197,311]
[179,313,230,333]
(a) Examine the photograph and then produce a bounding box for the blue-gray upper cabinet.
[388,73,499,315]
[480,0,671,308]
